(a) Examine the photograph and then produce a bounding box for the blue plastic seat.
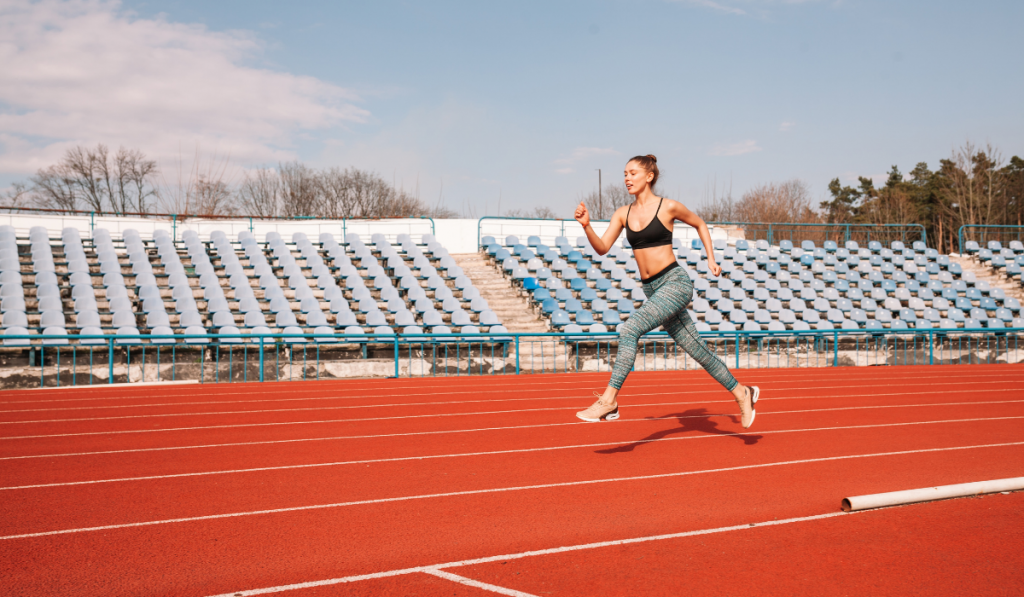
[575,310,595,326]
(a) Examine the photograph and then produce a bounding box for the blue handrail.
[6,326,1022,389]
[958,224,1024,255]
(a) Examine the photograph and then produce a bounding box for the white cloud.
[667,0,824,17]
[554,167,575,175]
[675,0,748,16]
[553,146,619,166]
[0,0,367,175]
[709,139,762,156]
[779,121,796,132]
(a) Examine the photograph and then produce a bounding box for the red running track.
[0,364,1022,596]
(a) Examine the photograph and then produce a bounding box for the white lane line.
[4,397,1023,445]
[4,370,1016,406]
[3,379,1019,414]
[422,569,540,597]
[3,440,1022,541]
[6,401,1015,462]
[204,511,855,596]
[3,415,1023,491]
[4,387,1022,427]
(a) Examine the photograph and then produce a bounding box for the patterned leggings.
[608,266,738,391]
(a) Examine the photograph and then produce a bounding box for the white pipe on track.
[841,477,1024,512]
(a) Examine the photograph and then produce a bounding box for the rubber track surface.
[1,364,1022,596]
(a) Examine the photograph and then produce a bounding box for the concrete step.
[952,255,1024,301]
[453,252,548,333]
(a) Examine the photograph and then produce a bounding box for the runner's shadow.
[595,408,761,454]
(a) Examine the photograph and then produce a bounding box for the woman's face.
[624,160,653,196]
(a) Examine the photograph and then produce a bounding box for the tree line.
[819,142,1023,254]
[5,141,1021,248]
[2,144,457,220]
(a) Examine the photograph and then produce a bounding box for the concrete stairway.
[453,253,548,332]
[951,254,1024,301]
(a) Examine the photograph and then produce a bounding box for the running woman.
[574,154,758,427]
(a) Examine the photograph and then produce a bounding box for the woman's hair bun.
[645,154,657,163]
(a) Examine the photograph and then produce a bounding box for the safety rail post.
[515,335,520,375]
[258,336,265,382]
[90,211,95,238]
[929,330,934,365]
[249,217,254,235]
[107,337,114,384]
[735,331,740,368]
[833,330,839,365]
[171,214,177,242]
[393,336,399,378]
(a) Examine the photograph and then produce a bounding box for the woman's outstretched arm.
[574,201,625,256]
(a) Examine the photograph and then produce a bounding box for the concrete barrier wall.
[0,214,725,254]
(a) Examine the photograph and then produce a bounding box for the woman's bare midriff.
[633,245,677,279]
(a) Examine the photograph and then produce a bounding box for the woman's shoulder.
[660,197,691,216]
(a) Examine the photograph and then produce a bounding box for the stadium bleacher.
[0,225,507,346]
[482,234,1024,334]
[964,240,1024,288]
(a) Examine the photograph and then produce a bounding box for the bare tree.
[158,146,235,215]
[28,144,158,214]
[694,176,736,221]
[504,206,563,219]
[317,167,356,218]
[579,183,632,220]
[29,164,79,212]
[278,161,320,217]
[1,183,30,212]
[733,180,818,223]
[112,147,158,213]
[939,141,1005,230]
[237,167,281,217]
[64,144,112,211]
[862,187,920,225]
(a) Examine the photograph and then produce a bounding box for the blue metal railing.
[958,225,1024,255]
[4,327,1021,389]
[477,216,612,250]
[475,217,927,251]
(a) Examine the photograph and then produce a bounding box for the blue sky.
[2,0,1022,217]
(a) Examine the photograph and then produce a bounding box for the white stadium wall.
[0,214,727,252]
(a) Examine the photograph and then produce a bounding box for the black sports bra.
[625,199,672,250]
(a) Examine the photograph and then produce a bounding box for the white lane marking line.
[4,370,1016,406]
[4,397,1023,446]
[3,440,1022,541]
[4,415,1024,491]
[206,511,856,596]
[4,388,1022,427]
[422,569,540,597]
[6,399,1014,461]
[3,379,1019,414]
